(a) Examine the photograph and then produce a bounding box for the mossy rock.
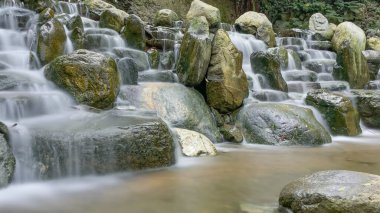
[99,8,129,32]
[186,0,220,28]
[82,0,115,20]
[154,9,179,27]
[121,14,146,50]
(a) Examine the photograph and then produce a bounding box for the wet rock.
[251,90,289,102]
[112,47,150,71]
[362,50,380,80]
[306,89,361,136]
[332,22,370,89]
[267,47,288,70]
[154,9,179,27]
[186,0,220,28]
[238,103,331,146]
[220,124,243,143]
[121,14,146,50]
[67,15,83,31]
[0,122,15,188]
[138,70,177,83]
[82,0,115,20]
[117,57,138,85]
[365,80,380,90]
[118,83,221,142]
[351,90,380,128]
[44,49,120,109]
[173,128,217,157]
[37,18,67,65]
[288,49,302,70]
[99,8,129,33]
[206,29,248,113]
[0,71,34,90]
[176,16,211,86]
[37,8,54,25]
[279,170,380,213]
[147,48,160,69]
[308,41,333,51]
[234,11,275,47]
[159,51,175,70]
[70,26,85,50]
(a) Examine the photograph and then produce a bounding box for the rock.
[99,8,129,33]
[138,70,177,83]
[176,16,212,86]
[147,48,160,69]
[0,122,15,188]
[250,51,288,92]
[367,37,380,51]
[173,128,217,157]
[118,83,221,142]
[365,80,380,90]
[159,51,175,70]
[351,90,380,128]
[238,103,332,145]
[0,71,38,90]
[117,57,138,85]
[121,14,146,50]
[82,0,115,20]
[220,124,243,143]
[206,29,248,113]
[362,50,380,80]
[234,11,275,47]
[305,89,361,136]
[67,15,83,31]
[37,18,67,65]
[112,48,150,71]
[37,8,54,24]
[313,23,336,41]
[308,41,333,51]
[279,170,380,213]
[309,13,329,32]
[332,22,370,89]
[44,49,120,109]
[288,49,302,70]
[267,47,288,70]
[186,0,221,28]
[70,26,85,50]
[154,9,179,27]
[251,90,289,102]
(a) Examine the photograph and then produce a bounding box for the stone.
[305,89,361,136]
[220,124,243,143]
[367,37,380,51]
[70,26,85,50]
[332,22,370,89]
[0,122,15,188]
[234,11,275,47]
[82,0,115,20]
[250,51,288,92]
[351,90,380,128]
[279,170,380,213]
[99,8,129,32]
[309,13,329,32]
[159,51,175,70]
[44,50,120,109]
[173,128,217,157]
[154,9,179,27]
[37,18,67,65]
[176,16,211,86]
[313,23,336,41]
[67,15,83,31]
[147,48,160,69]
[37,8,54,24]
[186,0,221,28]
[112,48,150,71]
[268,47,288,70]
[238,103,332,146]
[206,29,248,113]
[121,14,146,50]
[362,50,380,80]
[138,70,177,83]
[117,57,138,85]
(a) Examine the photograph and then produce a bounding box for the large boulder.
[206,29,248,113]
[173,128,217,157]
[37,18,67,65]
[238,103,332,146]
[186,0,220,28]
[176,16,212,86]
[305,89,361,136]
[332,22,370,89]
[154,9,179,27]
[44,49,120,109]
[250,51,288,92]
[351,90,380,128]
[279,170,380,213]
[118,83,221,142]
[121,14,146,50]
[99,8,129,32]
[234,11,275,47]
[82,0,115,20]
[0,122,15,188]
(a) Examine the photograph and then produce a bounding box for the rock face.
[351,90,380,128]
[154,9,179,27]
[234,11,275,47]
[176,16,211,86]
[306,89,361,136]
[238,103,332,146]
[0,122,15,188]
[173,128,217,157]
[206,29,248,113]
[121,14,146,50]
[99,8,129,32]
[250,51,288,92]
[37,18,67,65]
[279,170,380,213]
[186,0,220,28]
[44,50,120,109]
[332,22,369,89]
[118,83,221,142]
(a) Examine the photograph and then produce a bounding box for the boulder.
[367,37,380,51]
[176,16,212,86]
[117,57,138,85]
[173,128,217,157]
[351,90,380,128]
[305,89,361,136]
[279,170,380,213]
[67,15,83,31]
[44,50,120,109]
[37,18,67,65]
[154,9,179,27]
[186,0,221,28]
[82,0,115,20]
[37,8,54,24]
[206,29,248,113]
[0,122,15,188]
[118,83,221,142]
[234,11,275,47]
[332,22,369,89]
[250,51,288,92]
[220,124,243,143]
[99,8,129,32]
[121,14,146,50]
[238,103,332,146]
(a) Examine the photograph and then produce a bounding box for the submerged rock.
[173,128,217,157]
[154,9,179,27]
[279,170,380,213]
[99,8,129,32]
[0,122,15,188]
[351,90,380,128]
[186,0,220,28]
[306,89,361,136]
[44,49,120,109]
[238,103,331,146]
